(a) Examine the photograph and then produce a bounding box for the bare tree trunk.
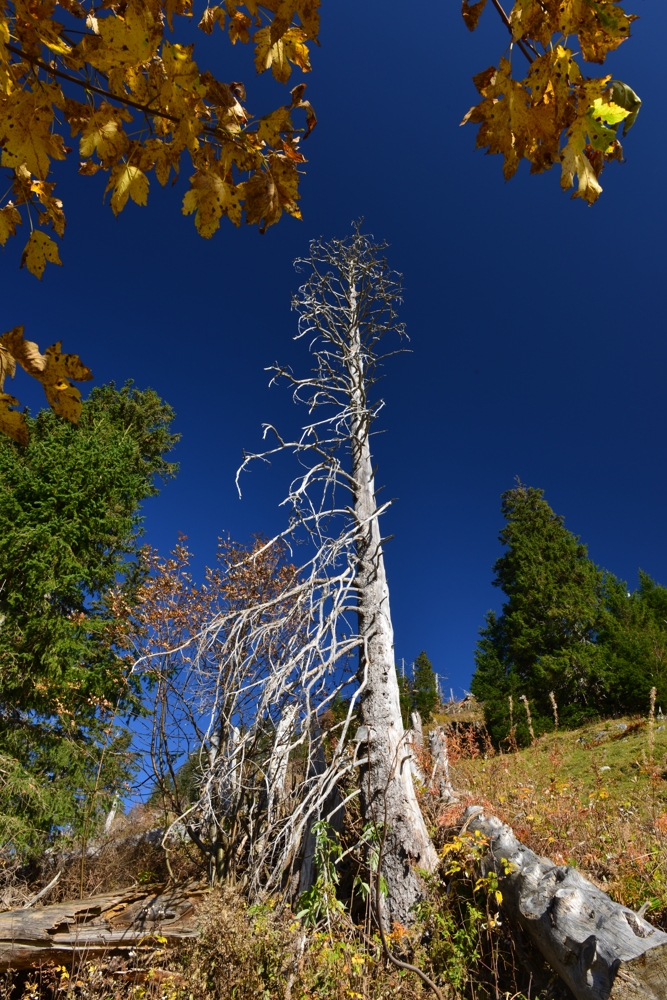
[463,806,667,1000]
[429,727,456,800]
[349,303,437,927]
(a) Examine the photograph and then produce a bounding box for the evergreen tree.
[411,651,439,722]
[396,667,412,729]
[0,382,178,853]
[596,571,667,715]
[471,483,604,742]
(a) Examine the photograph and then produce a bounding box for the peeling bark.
[0,886,206,972]
[463,806,667,1000]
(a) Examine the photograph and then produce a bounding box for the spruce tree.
[0,382,178,853]
[471,483,603,742]
[412,651,439,722]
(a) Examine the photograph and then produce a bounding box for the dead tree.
[134,229,436,923]
[0,886,205,972]
[463,806,667,1000]
[236,228,437,923]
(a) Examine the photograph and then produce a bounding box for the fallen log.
[0,884,207,972]
[462,805,667,1000]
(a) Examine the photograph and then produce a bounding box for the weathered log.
[0,885,207,971]
[463,805,667,1000]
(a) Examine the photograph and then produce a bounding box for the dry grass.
[447,714,667,927]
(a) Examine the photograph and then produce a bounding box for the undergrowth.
[2,712,664,1000]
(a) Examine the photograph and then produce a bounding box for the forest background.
[0,0,666,700]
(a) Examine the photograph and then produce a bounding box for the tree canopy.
[472,483,667,744]
[460,0,641,203]
[0,380,178,852]
[0,0,318,279]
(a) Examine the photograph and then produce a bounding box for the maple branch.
[488,0,535,63]
[7,43,184,124]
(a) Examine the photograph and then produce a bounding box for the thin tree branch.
[488,0,535,63]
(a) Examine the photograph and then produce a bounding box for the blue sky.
[1,0,665,696]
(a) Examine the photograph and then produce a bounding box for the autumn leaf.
[254,26,311,83]
[182,169,242,235]
[0,87,67,179]
[0,326,45,376]
[0,203,22,245]
[106,164,150,214]
[244,154,300,231]
[20,230,62,279]
[267,0,320,43]
[198,6,226,33]
[608,79,641,135]
[560,93,628,203]
[0,392,28,446]
[462,0,488,31]
[44,378,83,423]
[0,344,16,391]
[75,3,163,76]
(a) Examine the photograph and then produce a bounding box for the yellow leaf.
[74,103,132,165]
[0,202,22,245]
[106,164,149,215]
[0,325,45,376]
[182,169,242,236]
[44,378,83,423]
[0,344,15,392]
[76,4,162,74]
[20,231,62,279]
[0,88,67,179]
[254,26,311,83]
[256,106,293,146]
[0,392,28,445]
[268,0,320,43]
[163,0,193,30]
[198,6,226,33]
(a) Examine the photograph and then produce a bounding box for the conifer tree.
[471,483,603,742]
[0,382,178,853]
[411,651,439,722]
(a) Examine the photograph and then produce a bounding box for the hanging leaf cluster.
[460,0,641,202]
[0,0,319,279]
[0,325,92,444]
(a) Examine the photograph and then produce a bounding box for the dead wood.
[463,805,667,1000]
[0,884,207,972]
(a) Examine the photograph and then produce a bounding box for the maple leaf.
[67,102,133,166]
[163,0,193,30]
[462,0,488,31]
[228,10,252,44]
[0,87,67,179]
[463,60,560,179]
[13,166,66,237]
[254,26,311,83]
[20,230,62,279]
[75,3,163,76]
[106,164,150,214]
[0,203,22,246]
[0,343,16,391]
[0,326,45,377]
[0,327,92,420]
[182,169,242,235]
[560,90,628,202]
[0,392,28,446]
[198,6,226,33]
[608,79,641,135]
[244,154,300,231]
[266,0,320,43]
[509,0,635,63]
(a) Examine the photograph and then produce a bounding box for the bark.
[428,727,456,801]
[349,297,437,927]
[0,885,206,972]
[463,806,667,1000]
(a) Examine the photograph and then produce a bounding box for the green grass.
[450,714,667,926]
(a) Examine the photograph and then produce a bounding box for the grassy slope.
[449,715,667,927]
